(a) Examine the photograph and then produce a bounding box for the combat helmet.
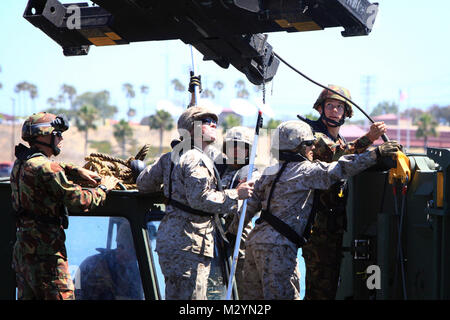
[223,126,254,165]
[271,120,315,161]
[313,85,353,127]
[21,112,69,155]
[177,105,218,135]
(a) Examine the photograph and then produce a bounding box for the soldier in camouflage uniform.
[240,120,399,300]
[136,106,254,300]
[75,220,144,300]
[10,112,119,300]
[215,126,261,298]
[300,85,387,300]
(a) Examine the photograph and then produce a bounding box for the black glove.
[51,114,70,132]
[130,160,146,180]
[376,140,402,158]
[188,73,202,93]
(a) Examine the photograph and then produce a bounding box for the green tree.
[235,79,249,99]
[148,110,174,155]
[429,104,450,125]
[401,107,424,123]
[28,83,38,114]
[264,118,282,130]
[140,85,150,118]
[113,119,134,157]
[122,83,136,121]
[60,84,77,110]
[370,101,399,116]
[75,104,100,156]
[14,81,31,116]
[74,91,117,123]
[200,88,215,99]
[221,114,242,133]
[415,113,439,151]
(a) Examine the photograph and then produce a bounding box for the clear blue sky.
[1,0,450,124]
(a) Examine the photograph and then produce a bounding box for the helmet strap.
[319,111,345,128]
[31,134,60,156]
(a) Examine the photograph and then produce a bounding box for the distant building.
[341,113,450,151]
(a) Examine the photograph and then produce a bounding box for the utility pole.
[361,75,375,131]
[11,98,15,162]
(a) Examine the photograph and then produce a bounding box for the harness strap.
[256,161,317,248]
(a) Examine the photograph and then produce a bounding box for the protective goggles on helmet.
[27,114,70,136]
[201,117,217,126]
[302,140,315,147]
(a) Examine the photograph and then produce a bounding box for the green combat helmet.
[313,85,353,127]
[21,112,69,155]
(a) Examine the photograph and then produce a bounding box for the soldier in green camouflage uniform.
[10,112,119,300]
[300,85,387,300]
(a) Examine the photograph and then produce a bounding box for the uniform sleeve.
[344,135,373,155]
[183,155,239,216]
[42,162,106,212]
[136,154,166,194]
[296,150,378,190]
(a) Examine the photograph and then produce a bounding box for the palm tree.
[171,78,185,106]
[235,79,249,99]
[60,84,77,110]
[113,119,134,157]
[14,82,31,116]
[122,83,136,121]
[0,65,3,90]
[75,104,100,156]
[28,84,38,114]
[74,90,118,123]
[140,85,149,118]
[415,113,439,151]
[148,110,174,155]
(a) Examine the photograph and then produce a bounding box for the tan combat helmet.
[224,126,253,147]
[223,126,254,164]
[313,84,354,118]
[177,105,218,135]
[271,120,315,153]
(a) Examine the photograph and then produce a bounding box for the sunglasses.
[302,140,315,147]
[201,117,217,126]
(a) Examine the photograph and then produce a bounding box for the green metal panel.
[0,180,17,300]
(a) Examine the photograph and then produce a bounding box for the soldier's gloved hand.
[130,160,146,180]
[188,74,202,93]
[236,181,254,200]
[101,176,120,191]
[52,114,70,132]
[376,140,402,158]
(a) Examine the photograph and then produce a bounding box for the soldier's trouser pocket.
[16,254,75,300]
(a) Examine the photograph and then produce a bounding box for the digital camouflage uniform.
[241,120,378,300]
[137,148,239,299]
[11,112,107,300]
[138,105,241,299]
[301,85,374,300]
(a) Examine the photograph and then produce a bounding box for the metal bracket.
[354,239,371,260]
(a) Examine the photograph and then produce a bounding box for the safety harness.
[166,147,230,243]
[255,153,318,248]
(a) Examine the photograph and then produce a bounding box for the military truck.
[2,0,448,301]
